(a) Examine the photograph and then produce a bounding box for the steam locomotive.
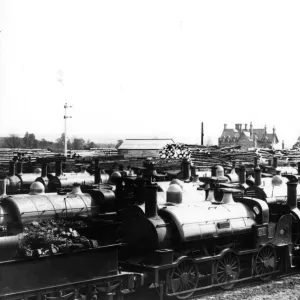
[5,159,109,194]
[1,155,300,300]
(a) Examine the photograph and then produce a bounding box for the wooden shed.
[117,139,175,158]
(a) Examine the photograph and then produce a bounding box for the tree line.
[2,132,119,151]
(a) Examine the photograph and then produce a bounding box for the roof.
[252,129,266,140]
[220,129,239,138]
[118,139,175,150]
[220,127,278,144]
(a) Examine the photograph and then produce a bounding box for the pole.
[201,122,204,146]
[64,103,72,157]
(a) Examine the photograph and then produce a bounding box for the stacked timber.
[159,143,191,159]
[188,145,238,169]
[0,148,56,166]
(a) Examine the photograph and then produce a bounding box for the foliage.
[4,134,23,148]
[2,132,119,151]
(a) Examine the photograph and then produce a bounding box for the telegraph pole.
[64,103,72,157]
[201,122,204,145]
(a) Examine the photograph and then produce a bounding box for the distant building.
[117,138,175,158]
[293,137,300,149]
[218,123,279,150]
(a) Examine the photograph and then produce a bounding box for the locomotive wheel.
[214,251,240,290]
[167,257,199,299]
[253,245,277,281]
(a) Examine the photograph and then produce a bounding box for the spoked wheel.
[253,245,277,281]
[214,251,240,290]
[168,257,199,299]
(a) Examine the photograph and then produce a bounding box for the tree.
[84,140,96,150]
[4,134,22,148]
[38,138,53,149]
[72,138,85,150]
[23,132,38,148]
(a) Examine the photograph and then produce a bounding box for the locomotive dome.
[29,181,45,195]
[170,179,184,191]
[34,168,42,174]
[271,175,283,186]
[167,184,183,204]
[110,171,122,184]
[215,165,224,177]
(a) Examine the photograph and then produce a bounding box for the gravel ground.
[194,275,300,300]
[128,274,300,300]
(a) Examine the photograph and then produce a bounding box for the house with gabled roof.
[218,123,279,150]
[118,138,175,158]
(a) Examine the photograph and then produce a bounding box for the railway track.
[126,267,300,300]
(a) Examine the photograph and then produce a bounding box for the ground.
[195,275,300,300]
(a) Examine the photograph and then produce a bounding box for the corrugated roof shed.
[118,139,175,150]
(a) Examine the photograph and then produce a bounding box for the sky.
[0,1,300,147]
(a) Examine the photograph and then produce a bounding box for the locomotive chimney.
[94,159,100,184]
[268,159,272,166]
[9,161,16,176]
[55,161,63,177]
[144,184,158,219]
[211,165,217,177]
[80,165,87,173]
[221,189,235,204]
[0,179,7,198]
[70,183,83,195]
[206,189,216,202]
[254,167,262,186]
[239,165,246,184]
[287,181,298,210]
[17,161,23,175]
[191,165,196,177]
[273,156,278,169]
[254,157,258,168]
[232,161,236,169]
[41,163,48,177]
[182,158,191,181]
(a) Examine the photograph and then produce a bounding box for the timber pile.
[18,219,98,258]
[0,148,56,166]
[157,143,300,170]
[159,143,191,159]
